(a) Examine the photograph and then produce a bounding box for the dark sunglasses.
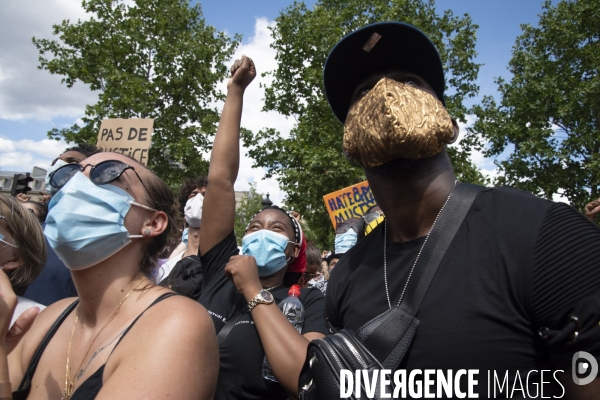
[363,210,384,224]
[335,220,362,234]
[50,160,156,206]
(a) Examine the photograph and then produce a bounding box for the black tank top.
[13,292,176,399]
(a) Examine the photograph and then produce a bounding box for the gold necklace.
[263,283,282,291]
[62,279,146,400]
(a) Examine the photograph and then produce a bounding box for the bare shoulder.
[130,293,215,342]
[99,294,219,399]
[21,297,77,355]
[9,297,78,386]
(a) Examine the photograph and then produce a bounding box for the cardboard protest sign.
[323,180,377,229]
[97,119,154,166]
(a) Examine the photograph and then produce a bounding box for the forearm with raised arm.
[200,86,245,255]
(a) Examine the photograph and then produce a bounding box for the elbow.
[206,174,235,191]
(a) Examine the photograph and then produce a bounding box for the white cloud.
[453,116,572,204]
[451,114,500,181]
[0,136,69,171]
[0,11,290,205]
[552,192,569,204]
[219,17,295,136]
[214,17,292,206]
[0,1,97,121]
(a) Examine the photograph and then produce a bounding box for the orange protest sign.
[322,180,377,229]
[97,118,154,166]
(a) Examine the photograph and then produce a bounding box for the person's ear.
[2,260,22,271]
[448,118,460,144]
[140,211,168,238]
[291,242,301,258]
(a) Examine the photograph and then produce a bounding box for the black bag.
[298,183,483,400]
[159,255,203,300]
[300,307,419,399]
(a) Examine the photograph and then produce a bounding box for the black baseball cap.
[323,21,446,124]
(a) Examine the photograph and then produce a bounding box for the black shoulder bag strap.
[355,182,484,369]
[217,311,246,346]
[14,299,79,399]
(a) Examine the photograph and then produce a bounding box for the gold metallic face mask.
[344,77,454,168]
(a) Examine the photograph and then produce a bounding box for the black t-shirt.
[326,187,600,398]
[199,232,328,400]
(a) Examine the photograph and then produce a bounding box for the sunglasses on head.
[49,160,156,206]
[335,220,362,234]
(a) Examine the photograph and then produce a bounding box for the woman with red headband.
[198,55,327,399]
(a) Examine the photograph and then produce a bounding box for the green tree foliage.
[242,0,483,247]
[33,0,239,188]
[467,0,600,211]
[234,182,265,245]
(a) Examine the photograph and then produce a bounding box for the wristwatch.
[247,289,275,312]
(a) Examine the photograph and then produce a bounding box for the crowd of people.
[0,20,599,399]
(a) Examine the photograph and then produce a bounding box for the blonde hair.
[321,261,330,280]
[0,194,46,295]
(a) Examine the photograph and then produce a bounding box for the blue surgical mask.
[45,159,67,194]
[182,228,189,246]
[44,172,157,270]
[334,228,357,254]
[241,230,294,277]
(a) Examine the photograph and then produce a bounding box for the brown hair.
[305,241,321,267]
[23,201,48,223]
[65,143,102,158]
[0,194,46,295]
[177,176,207,217]
[140,172,178,278]
[112,153,177,278]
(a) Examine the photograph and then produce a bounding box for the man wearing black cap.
[324,22,600,397]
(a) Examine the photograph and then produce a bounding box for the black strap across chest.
[14,292,176,399]
[355,182,484,368]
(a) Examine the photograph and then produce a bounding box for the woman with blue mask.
[198,56,328,400]
[6,152,218,400]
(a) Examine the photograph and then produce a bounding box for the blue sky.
[0,0,555,202]
[199,0,553,104]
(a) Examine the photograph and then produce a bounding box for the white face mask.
[184,194,203,228]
